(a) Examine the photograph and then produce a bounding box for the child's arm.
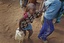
[34,10,43,18]
[35,2,46,18]
[40,5,45,12]
[19,17,25,31]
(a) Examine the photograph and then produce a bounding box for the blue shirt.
[44,0,59,7]
[44,0,61,20]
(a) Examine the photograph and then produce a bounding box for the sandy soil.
[0,0,64,43]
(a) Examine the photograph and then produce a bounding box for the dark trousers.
[38,17,54,41]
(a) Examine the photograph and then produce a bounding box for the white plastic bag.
[15,28,24,41]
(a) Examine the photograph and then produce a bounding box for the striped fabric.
[20,12,39,30]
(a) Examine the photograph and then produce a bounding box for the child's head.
[25,3,36,15]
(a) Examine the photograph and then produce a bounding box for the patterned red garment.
[20,12,41,30]
[20,12,34,30]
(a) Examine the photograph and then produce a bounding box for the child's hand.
[36,10,43,14]
[35,10,42,18]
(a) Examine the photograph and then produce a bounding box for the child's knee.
[23,30,26,36]
[30,30,33,34]
[28,30,33,34]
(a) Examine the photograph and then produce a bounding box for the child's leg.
[23,30,26,36]
[23,0,28,7]
[28,30,33,39]
[20,0,23,8]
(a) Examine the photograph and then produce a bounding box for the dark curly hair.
[25,3,36,12]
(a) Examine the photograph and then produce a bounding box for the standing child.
[38,0,61,43]
[19,3,41,39]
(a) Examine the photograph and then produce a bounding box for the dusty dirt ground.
[0,0,64,43]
